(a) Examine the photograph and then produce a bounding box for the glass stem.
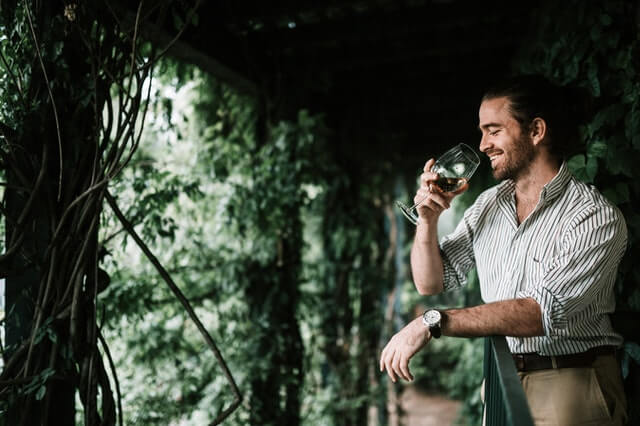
[408,193,429,211]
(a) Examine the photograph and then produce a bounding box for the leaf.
[567,154,585,171]
[587,141,607,158]
[567,154,595,182]
[47,328,58,344]
[624,341,640,362]
[585,156,598,182]
[173,14,185,31]
[586,61,601,97]
[591,104,625,133]
[35,385,46,401]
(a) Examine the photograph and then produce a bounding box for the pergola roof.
[156,0,540,167]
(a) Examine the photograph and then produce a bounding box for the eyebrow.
[477,123,502,132]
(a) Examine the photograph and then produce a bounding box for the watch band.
[430,322,442,339]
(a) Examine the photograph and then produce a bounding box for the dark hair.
[482,75,589,160]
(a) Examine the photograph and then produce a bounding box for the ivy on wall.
[515,0,640,310]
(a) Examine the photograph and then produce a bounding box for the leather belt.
[511,346,616,372]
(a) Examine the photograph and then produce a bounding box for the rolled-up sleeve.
[440,202,479,291]
[517,204,627,337]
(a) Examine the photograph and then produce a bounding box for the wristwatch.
[422,309,442,338]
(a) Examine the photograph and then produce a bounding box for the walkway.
[400,386,462,426]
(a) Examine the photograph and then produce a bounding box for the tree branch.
[105,191,242,425]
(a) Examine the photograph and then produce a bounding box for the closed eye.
[489,129,500,136]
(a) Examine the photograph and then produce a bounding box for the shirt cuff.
[517,286,569,337]
[441,250,465,291]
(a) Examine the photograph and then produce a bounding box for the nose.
[479,132,490,153]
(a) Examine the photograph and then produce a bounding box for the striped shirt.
[440,162,627,355]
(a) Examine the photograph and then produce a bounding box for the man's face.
[478,97,535,181]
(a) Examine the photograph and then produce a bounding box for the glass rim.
[453,143,481,164]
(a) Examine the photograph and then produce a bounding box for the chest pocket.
[524,256,545,289]
[524,240,559,290]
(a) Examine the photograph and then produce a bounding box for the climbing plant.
[0,2,206,424]
[514,0,640,311]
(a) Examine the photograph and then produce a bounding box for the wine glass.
[396,143,480,225]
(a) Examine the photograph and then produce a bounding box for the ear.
[529,117,547,146]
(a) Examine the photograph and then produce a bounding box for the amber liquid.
[432,177,467,192]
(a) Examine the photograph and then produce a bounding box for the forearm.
[442,298,544,338]
[410,221,444,295]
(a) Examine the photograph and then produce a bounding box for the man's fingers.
[386,362,397,383]
[391,354,404,381]
[415,189,450,210]
[380,345,388,372]
[423,193,450,211]
[384,349,397,382]
[423,158,436,173]
[399,357,413,382]
[451,181,469,195]
[420,171,438,186]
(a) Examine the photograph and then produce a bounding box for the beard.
[492,133,535,181]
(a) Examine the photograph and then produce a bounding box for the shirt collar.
[495,161,571,204]
[540,161,571,204]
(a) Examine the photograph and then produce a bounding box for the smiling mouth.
[488,153,501,164]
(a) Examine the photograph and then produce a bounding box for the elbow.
[414,280,443,296]
[417,287,435,296]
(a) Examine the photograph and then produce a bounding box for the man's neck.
[514,155,561,202]
[512,155,560,224]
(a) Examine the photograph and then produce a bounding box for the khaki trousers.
[482,354,627,426]
[518,354,627,426]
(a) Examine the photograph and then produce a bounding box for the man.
[380,76,628,425]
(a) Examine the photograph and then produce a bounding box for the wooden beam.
[120,7,260,96]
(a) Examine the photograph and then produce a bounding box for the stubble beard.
[492,134,535,181]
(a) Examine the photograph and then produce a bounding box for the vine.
[0,2,242,425]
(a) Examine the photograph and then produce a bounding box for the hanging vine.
[0,1,242,425]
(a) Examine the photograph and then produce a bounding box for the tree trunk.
[2,2,108,423]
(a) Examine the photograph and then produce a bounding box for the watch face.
[424,310,441,326]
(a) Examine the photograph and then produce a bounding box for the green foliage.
[515,0,640,310]
[102,60,382,424]
[299,158,390,424]
[0,8,33,130]
[101,65,260,424]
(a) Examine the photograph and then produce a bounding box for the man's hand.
[379,316,431,382]
[416,159,468,226]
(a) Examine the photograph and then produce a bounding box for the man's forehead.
[480,96,511,113]
[479,97,514,126]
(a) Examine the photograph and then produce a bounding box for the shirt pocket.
[524,251,549,290]
[525,238,560,289]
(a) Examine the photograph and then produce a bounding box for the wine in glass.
[396,143,480,225]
